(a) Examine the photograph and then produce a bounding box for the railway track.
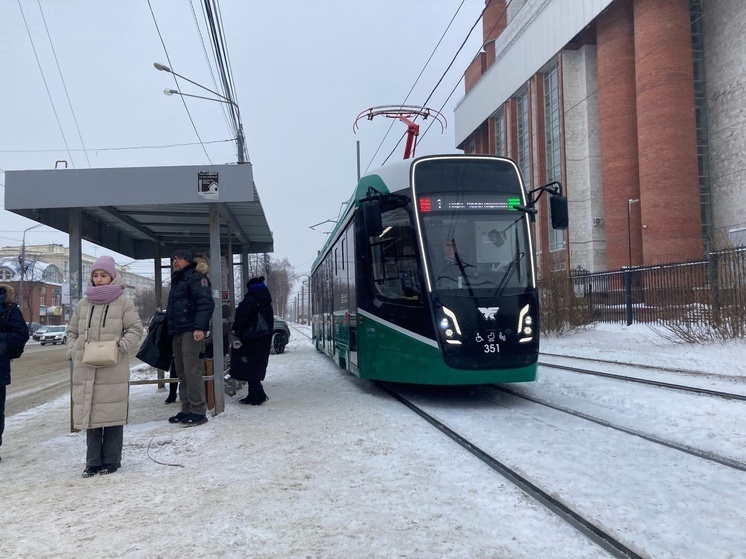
[495,384,746,472]
[538,360,746,401]
[379,382,645,559]
[541,352,745,383]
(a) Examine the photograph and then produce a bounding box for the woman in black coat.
[1,284,30,459]
[230,277,274,405]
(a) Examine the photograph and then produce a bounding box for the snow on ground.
[1,323,744,558]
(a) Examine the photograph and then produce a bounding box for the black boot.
[165,381,178,404]
[246,382,268,406]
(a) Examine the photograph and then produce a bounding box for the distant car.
[28,322,42,335]
[32,325,51,341]
[39,325,68,346]
[272,316,290,354]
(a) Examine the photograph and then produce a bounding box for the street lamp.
[627,199,640,268]
[154,62,247,164]
[19,223,43,324]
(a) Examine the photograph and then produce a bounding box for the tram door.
[346,227,358,370]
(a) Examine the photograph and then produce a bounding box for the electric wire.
[36,0,91,167]
[189,0,234,138]
[0,139,234,154]
[381,0,506,167]
[16,0,76,168]
[203,2,235,126]
[214,1,239,108]
[415,0,514,156]
[202,0,237,137]
[213,0,245,160]
[202,0,247,162]
[364,0,468,173]
[147,0,213,164]
[214,0,248,162]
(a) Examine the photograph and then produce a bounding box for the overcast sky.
[0,0,484,278]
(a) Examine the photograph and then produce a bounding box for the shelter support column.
[69,208,82,433]
[208,204,225,414]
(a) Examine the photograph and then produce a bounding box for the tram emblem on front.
[478,307,500,320]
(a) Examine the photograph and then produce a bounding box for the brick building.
[0,244,155,324]
[454,0,745,272]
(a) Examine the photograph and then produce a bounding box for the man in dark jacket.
[165,250,215,426]
[230,276,274,405]
[0,284,30,460]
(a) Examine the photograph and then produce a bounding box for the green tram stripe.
[355,309,536,385]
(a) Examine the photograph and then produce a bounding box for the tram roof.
[311,159,417,272]
[4,163,273,259]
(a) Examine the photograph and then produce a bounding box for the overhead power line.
[189,0,234,137]
[17,0,76,167]
[147,0,213,164]
[0,138,234,154]
[365,0,469,172]
[36,0,91,167]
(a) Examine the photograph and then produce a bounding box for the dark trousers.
[0,384,5,448]
[86,426,124,468]
[172,332,207,415]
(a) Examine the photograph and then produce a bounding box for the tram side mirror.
[363,200,383,237]
[550,195,569,230]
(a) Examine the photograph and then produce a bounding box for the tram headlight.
[518,304,534,343]
[439,306,463,344]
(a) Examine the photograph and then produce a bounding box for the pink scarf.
[85,284,124,305]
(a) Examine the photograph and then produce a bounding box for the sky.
[2,323,745,558]
[0,0,486,278]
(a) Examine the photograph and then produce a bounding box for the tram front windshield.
[414,158,532,297]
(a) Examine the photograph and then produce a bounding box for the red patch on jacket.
[201,278,208,287]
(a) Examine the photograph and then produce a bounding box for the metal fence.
[566,247,746,327]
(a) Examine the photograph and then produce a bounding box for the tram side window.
[369,207,421,301]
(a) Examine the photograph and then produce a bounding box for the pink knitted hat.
[91,255,117,279]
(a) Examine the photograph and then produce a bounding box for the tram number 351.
[483,343,500,354]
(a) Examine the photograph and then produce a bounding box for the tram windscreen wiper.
[494,251,525,298]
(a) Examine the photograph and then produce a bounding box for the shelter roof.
[4,163,273,260]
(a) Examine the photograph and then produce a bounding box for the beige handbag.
[82,339,120,367]
[81,306,120,367]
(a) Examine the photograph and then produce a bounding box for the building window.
[0,267,12,281]
[690,0,712,251]
[516,90,531,189]
[544,64,565,252]
[494,107,506,157]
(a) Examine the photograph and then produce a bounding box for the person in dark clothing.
[230,276,274,405]
[165,250,215,426]
[138,309,178,404]
[0,284,30,461]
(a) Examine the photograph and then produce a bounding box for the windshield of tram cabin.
[413,158,532,296]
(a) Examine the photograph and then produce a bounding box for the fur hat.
[172,249,195,264]
[247,276,265,288]
[0,283,16,304]
[91,255,117,279]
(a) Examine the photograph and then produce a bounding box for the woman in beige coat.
[67,256,142,477]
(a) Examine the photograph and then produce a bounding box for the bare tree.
[132,285,171,323]
[266,258,292,317]
[231,255,293,317]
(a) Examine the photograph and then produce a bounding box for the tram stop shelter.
[4,163,273,414]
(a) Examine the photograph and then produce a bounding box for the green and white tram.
[311,154,567,385]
